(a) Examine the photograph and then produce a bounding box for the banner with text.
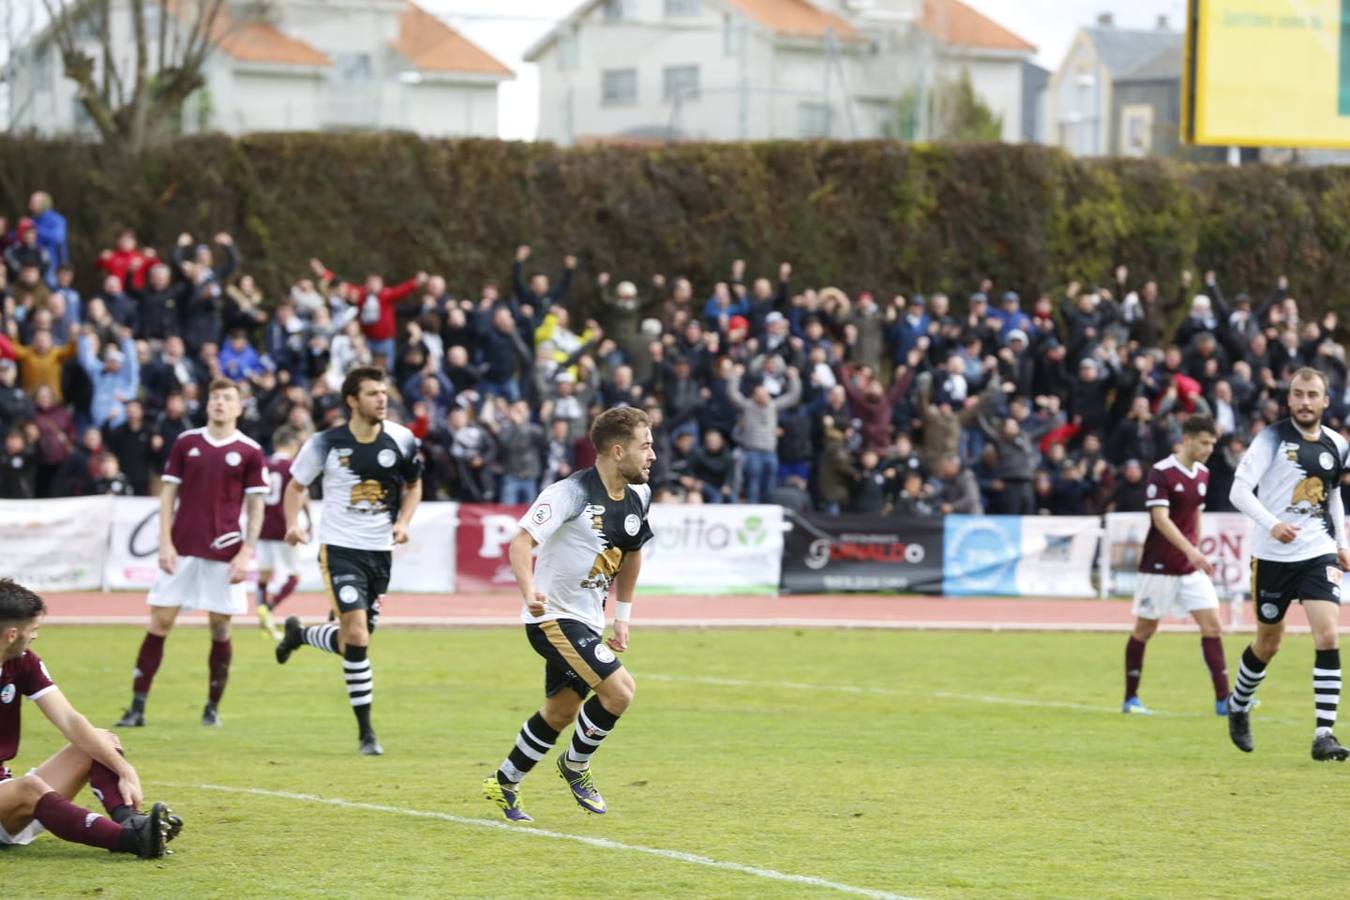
[943,515,1099,597]
[1102,512,1251,600]
[0,497,111,591]
[453,504,528,594]
[104,498,458,593]
[780,513,944,594]
[643,505,783,594]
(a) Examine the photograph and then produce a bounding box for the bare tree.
[38,0,267,154]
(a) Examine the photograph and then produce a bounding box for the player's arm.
[284,479,311,545]
[509,528,549,615]
[35,689,142,809]
[1149,506,1214,577]
[157,481,178,574]
[1331,481,1350,570]
[392,478,422,545]
[1229,435,1296,543]
[607,548,641,653]
[229,492,264,584]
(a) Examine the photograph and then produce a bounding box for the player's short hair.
[207,378,240,398]
[590,407,651,455]
[0,579,45,626]
[272,425,300,449]
[1182,414,1217,437]
[1291,367,1330,393]
[342,366,387,409]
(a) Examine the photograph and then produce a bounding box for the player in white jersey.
[483,407,655,822]
[1228,368,1350,761]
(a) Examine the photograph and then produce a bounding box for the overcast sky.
[430,0,1189,141]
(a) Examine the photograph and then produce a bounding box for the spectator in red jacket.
[312,258,426,367]
[96,229,157,291]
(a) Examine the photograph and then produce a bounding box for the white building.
[7,0,513,138]
[524,0,1035,145]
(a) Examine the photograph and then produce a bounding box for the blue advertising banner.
[942,515,1022,596]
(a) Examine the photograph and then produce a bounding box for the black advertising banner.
[780,513,945,594]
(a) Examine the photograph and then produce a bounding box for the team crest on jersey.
[1146,484,1157,498]
[0,683,14,704]
[594,645,617,665]
[1320,452,1335,471]
[350,480,387,507]
[225,451,242,467]
[1198,482,1206,496]
[1290,476,1327,507]
[336,448,353,468]
[1281,441,1300,462]
[624,514,641,536]
[377,449,397,468]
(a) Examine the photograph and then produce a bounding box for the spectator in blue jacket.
[888,294,930,361]
[991,290,1032,339]
[78,326,140,428]
[219,329,264,381]
[28,191,69,287]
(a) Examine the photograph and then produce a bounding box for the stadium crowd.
[0,189,1343,515]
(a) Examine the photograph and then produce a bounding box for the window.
[1120,104,1153,157]
[724,12,746,55]
[798,102,831,138]
[334,53,373,82]
[663,65,699,102]
[665,0,700,15]
[602,68,638,106]
[558,27,579,71]
[604,0,636,20]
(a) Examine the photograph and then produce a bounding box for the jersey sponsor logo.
[531,503,552,525]
[1174,483,1184,493]
[0,684,14,704]
[594,644,617,665]
[1260,602,1280,620]
[338,585,360,604]
[377,449,397,468]
[581,546,624,591]
[624,514,641,536]
[336,448,353,468]
[188,447,202,457]
[350,480,388,507]
[1291,476,1327,507]
[1321,452,1336,471]
[225,451,242,467]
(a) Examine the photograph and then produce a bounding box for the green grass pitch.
[8,624,1346,898]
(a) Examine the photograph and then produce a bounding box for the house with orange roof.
[524,0,1036,144]
[8,0,512,138]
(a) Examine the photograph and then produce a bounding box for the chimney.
[1097,12,1114,27]
[1156,14,1169,30]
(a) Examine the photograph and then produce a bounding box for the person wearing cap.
[77,325,140,428]
[2,219,51,282]
[991,290,1031,340]
[888,294,929,361]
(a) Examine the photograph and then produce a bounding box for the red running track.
[37,590,1326,633]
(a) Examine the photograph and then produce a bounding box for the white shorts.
[0,771,46,845]
[147,555,247,615]
[1132,571,1219,621]
[257,540,301,577]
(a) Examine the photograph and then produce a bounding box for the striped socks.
[1229,645,1268,713]
[564,696,621,770]
[303,624,340,654]
[1315,648,1341,736]
[344,644,374,737]
[497,713,559,786]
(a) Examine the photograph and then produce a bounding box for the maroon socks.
[208,639,232,705]
[1201,636,1230,700]
[132,632,165,696]
[1124,636,1147,701]
[33,791,129,852]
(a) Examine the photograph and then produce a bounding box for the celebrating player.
[1123,415,1229,715]
[272,367,422,756]
[483,407,655,822]
[0,579,182,858]
[255,426,308,639]
[1228,368,1350,760]
[116,379,268,729]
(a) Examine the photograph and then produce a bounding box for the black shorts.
[319,545,391,631]
[525,619,624,700]
[1251,554,1343,624]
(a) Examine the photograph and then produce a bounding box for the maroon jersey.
[162,428,269,562]
[261,454,294,541]
[1139,455,1209,575]
[0,650,57,780]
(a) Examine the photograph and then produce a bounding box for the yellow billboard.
[1184,0,1350,147]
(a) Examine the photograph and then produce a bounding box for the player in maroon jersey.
[255,426,308,639]
[115,379,268,729]
[1124,415,1230,715]
[0,579,181,857]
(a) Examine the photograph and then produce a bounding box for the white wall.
[228,70,325,133]
[951,54,1024,143]
[1048,33,1107,156]
[403,81,499,137]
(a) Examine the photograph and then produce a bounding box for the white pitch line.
[164,782,915,900]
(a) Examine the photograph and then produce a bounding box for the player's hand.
[284,525,309,546]
[606,621,629,653]
[227,547,251,584]
[1188,550,1216,577]
[392,523,411,545]
[1270,522,1300,543]
[117,771,144,809]
[526,592,549,616]
[158,544,177,575]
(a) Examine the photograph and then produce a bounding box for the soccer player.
[1123,415,1229,715]
[255,426,307,639]
[483,407,655,822]
[0,579,182,857]
[115,379,268,729]
[1228,367,1350,760]
[272,367,422,756]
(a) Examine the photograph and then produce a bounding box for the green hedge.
[1,134,1346,316]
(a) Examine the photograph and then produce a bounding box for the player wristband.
[614,601,632,623]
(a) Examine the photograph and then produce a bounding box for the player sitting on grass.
[0,579,182,858]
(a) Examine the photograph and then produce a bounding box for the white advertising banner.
[641,505,784,595]
[104,498,458,593]
[1015,516,1100,598]
[1102,511,1251,600]
[0,497,112,591]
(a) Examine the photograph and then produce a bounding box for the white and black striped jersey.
[518,468,654,633]
[1232,419,1349,562]
[291,420,422,551]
